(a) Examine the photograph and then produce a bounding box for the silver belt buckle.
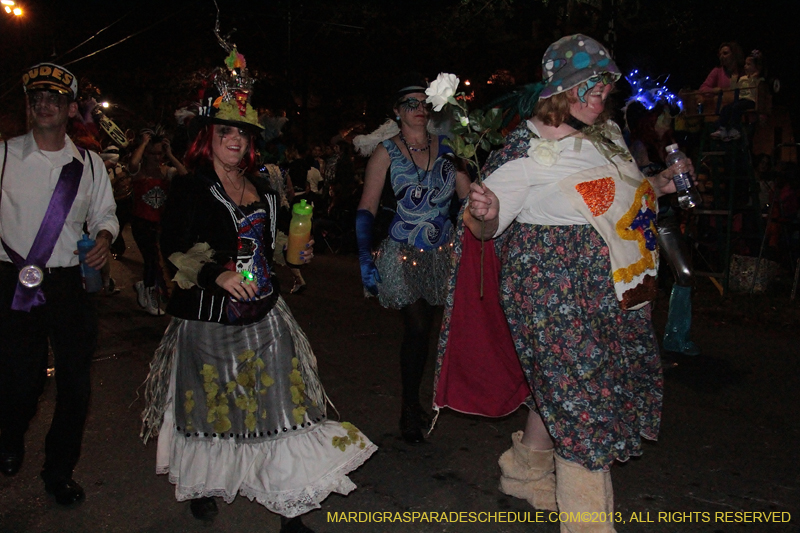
[19,265,44,288]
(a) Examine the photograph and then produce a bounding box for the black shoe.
[45,478,85,506]
[104,277,121,296]
[400,405,426,445]
[0,451,23,477]
[190,497,218,521]
[280,516,315,533]
[290,281,307,295]
[404,402,433,429]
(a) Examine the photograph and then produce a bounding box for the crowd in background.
[2,42,797,310]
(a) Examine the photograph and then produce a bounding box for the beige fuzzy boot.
[497,431,557,511]
[555,455,616,533]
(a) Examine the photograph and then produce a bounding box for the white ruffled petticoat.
[157,394,376,517]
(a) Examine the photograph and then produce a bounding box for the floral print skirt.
[156,300,377,517]
[497,222,662,471]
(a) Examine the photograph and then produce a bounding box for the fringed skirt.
[149,297,377,517]
[497,223,662,472]
[374,238,453,309]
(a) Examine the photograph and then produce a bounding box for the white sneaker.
[709,127,727,140]
[145,286,165,316]
[134,281,147,308]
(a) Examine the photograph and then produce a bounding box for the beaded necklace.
[399,134,431,200]
[399,132,431,152]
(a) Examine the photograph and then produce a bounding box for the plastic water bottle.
[286,199,313,267]
[665,144,701,209]
[77,234,103,293]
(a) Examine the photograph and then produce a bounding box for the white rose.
[527,138,562,167]
[425,73,460,112]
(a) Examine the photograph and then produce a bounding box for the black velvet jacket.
[160,163,280,323]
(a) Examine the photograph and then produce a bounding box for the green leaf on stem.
[487,130,505,145]
[469,110,484,131]
[452,135,466,155]
[486,107,503,130]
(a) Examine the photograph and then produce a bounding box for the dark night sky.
[1,0,797,140]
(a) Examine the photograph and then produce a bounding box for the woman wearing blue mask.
[355,76,470,444]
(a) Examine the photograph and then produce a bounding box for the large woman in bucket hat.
[459,34,690,532]
[141,48,376,533]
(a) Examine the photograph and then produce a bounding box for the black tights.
[400,299,435,407]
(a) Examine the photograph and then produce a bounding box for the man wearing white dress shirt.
[0,63,118,506]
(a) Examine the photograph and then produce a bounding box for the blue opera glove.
[356,209,381,295]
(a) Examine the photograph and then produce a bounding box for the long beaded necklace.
[399,133,432,200]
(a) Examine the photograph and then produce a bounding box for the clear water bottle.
[77,234,103,293]
[665,144,702,209]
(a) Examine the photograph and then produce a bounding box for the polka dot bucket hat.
[539,34,620,100]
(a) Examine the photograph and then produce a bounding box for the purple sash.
[2,155,84,312]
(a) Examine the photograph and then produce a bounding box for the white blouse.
[486,120,619,236]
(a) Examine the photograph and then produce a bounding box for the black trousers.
[110,195,133,257]
[718,98,756,129]
[131,216,165,289]
[0,262,97,482]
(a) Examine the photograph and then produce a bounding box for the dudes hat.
[100,145,120,163]
[539,34,620,100]
[22,63,78,100]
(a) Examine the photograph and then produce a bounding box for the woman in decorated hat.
[141,49,376,532]
[354,75,470,444]
[462,34,689,530]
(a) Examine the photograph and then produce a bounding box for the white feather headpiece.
[353,119,446,157]
[353,119,400,157]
